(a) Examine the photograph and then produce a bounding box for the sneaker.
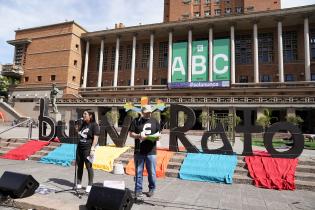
[86,185,92,193]
[135,192,144,201]
[147,189,154,197]
[76,184,82,189]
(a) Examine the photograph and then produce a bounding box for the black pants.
[76,144,93,186]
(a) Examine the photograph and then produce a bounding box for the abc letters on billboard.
[213,39,230,81]
[172,42,188,82]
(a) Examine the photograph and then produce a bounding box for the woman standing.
[76,110,100,193]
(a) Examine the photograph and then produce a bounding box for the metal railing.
[0,118,34,139]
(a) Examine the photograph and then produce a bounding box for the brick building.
[5,4,315,133]
[164,0,281,22]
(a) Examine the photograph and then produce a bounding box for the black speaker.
[0,171,39,199]
[86,185,134,210]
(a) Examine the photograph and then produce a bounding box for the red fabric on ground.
[0,140,49,160]
[245,151,298,190]
[126,149,174,178]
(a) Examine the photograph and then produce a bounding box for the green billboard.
[172,42,187,82]
[213,39,230,81]
[192,40,208,82]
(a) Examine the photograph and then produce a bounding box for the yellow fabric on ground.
[92,146,129,172]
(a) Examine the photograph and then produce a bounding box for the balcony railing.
[1,64,24,78]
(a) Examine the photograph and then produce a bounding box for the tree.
[286,115,304,126]
[256,109,277,131]
[0,76,10,97]
[127,110,139,120]
[198,111,210,130]
[106,110,120,126]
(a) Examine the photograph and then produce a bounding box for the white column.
[231,25,236,84]
[97,39,104,87]
[188,29,192,82]
[304,17,311,81]
[131,35,137,86]
[253,23,259,83]
[82,40,90,88]
[113,36,120,87]
[278,21,284,83]
[168,31,173,83]
[209,27,213,82]
[148,33,154,86]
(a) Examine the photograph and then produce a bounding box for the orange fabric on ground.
[125,149,174,178]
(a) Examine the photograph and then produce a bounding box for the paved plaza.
[0,126,314,209]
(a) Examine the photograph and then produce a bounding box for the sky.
[0,0,314,64]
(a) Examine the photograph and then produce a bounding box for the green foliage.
[198,111,210,129]
[286,115,304,126]
[178,111,187,127]
[0,76,10,92]
[152,111,161,122]
[106,110,120,126]
[256,108,277,130]
[127,111,139,120]
[161,108,170,121]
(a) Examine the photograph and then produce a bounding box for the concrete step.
[165,168,179,178]
[295,180,315,191]
[167,162,181,170]
[296,165,315,173]
[29,155,43,161]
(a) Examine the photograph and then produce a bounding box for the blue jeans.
[134,154,156,193]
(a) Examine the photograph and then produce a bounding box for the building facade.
[6,5,315,133]
[164,0,281,22]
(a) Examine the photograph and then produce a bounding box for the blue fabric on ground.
[39,144,77,167]
[179,153,238,184]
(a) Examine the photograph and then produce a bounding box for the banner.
[192,40,208,82]
[213,39,230,81]
[172,42,187,82]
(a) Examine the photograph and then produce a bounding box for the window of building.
[194,0,200,4]
[311,73,315,81]
[96,47,101,71]
[214,9,221,15]
[235,7,243,13]
[239,75,248,83]
[75,44,79,50]
[51,75,56,81]
[72,76,76,82]
[142,43,150,69]
[159,42,168,68]
[118,46,124,71]
[236,35,252,64]
[144,79,148,85]
[182,0,191,4]
[215,0,220,4]
[225,8,232,14]
[205,0,211,4]
[111,47,116,71]
[204,10,211,16]
[194,12,200,17]
[285,74,295,82]
[258,33,273,63]
[14,44,25,66]
[225,0,230,4]
[261,75,272,82]
[37,76,42,82]
[310,29,315,60]
[161,78,168,85]
[103,47,109,71]
[126,45,132,69]
[24,77,29,82]
[283,31,297,63]
[74,60,78,67]
[128,80,131,86]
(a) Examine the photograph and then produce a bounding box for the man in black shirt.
[129,105,161,199]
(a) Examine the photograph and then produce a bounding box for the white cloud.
[0,0,314,63]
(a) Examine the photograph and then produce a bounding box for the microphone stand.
[55,121,83,198]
